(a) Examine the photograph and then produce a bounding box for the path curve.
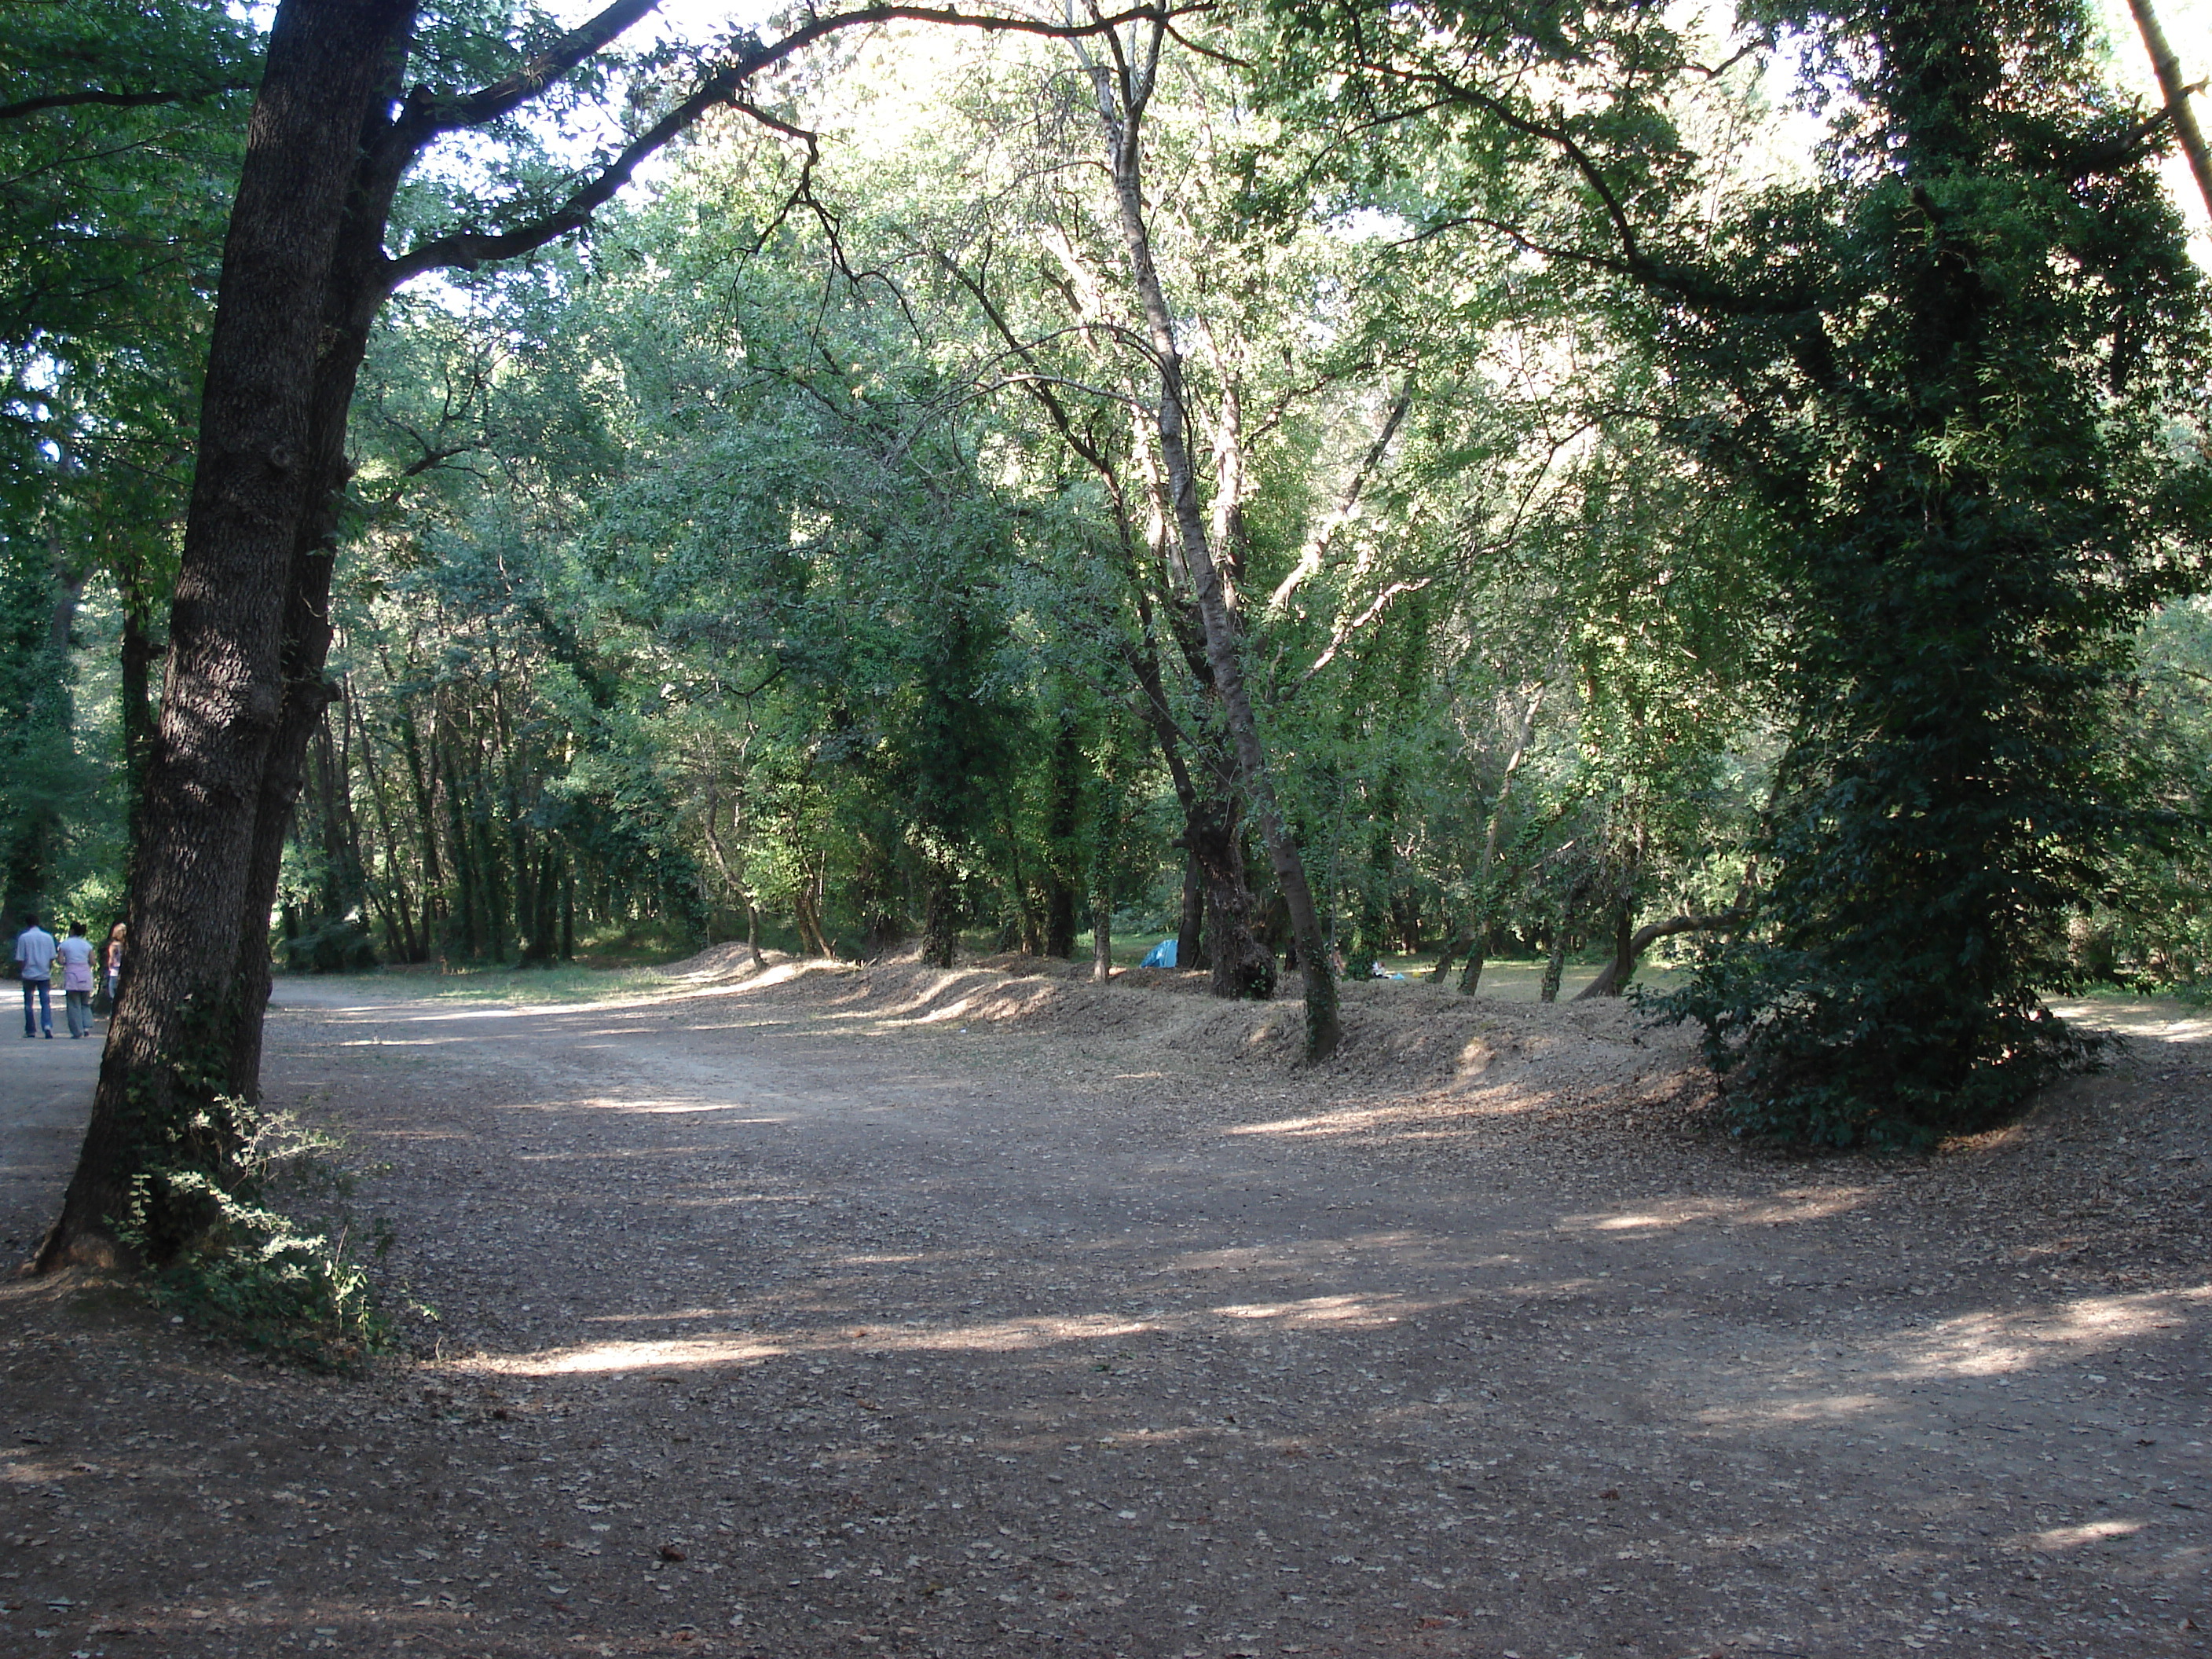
[2,966,2207,1658]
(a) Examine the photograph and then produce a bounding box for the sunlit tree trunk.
[2126,0,2212,221]
[38,0,418,1268]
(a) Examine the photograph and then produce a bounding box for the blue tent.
[1139,937,1177,968]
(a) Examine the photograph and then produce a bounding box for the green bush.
[117,1095,394,1368]
[281,917,379,974]
[1643,945,2104,1150]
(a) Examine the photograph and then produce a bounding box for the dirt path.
[2,961,2208,1659]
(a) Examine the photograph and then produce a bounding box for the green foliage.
[23,0,2199,1149]
[120,1096,392,1369]
[0,1,258,916]
[1263,0,2212,1136]
[93,993,394,1364]
[0,534,77,910]
[1646,0,2212,1141]
[2071,598,2212,993]
[281,914,380,974]
[1643,944,2105,1148]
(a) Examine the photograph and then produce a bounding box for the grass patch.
[291,962,680,1007]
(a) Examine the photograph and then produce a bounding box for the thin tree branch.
[1302,577,1434,681]
[0,82,249,123]
[1268,389,1411,613]
[383,2,1211,292]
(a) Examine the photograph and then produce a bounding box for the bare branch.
[1302,577,1434,681]
[1267,389,1410,614]
[0,82,250,123]
[2126,0,2212,222]
[427,0,665,134]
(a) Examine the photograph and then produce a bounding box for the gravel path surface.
[2,959,2207,1659]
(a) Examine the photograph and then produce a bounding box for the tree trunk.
[117,598,159,888]
[351,691,421,961]
[1457,937,1489,997]
[1092,897,1113,981]
[393,694,444,947]
[478,808,507,963]
[1044,719,1082,958]
[445,735,481,958]
[1187,799,1275,999]
[211,0,427,1097]
[38,0,418,1269]
[1573,910,1745,1001]
[1434,684,1544,991]
[1082,24,1337,1055]
[1540,929,1569,1004]
[2127,0,2212,222]
[922,866,958,969]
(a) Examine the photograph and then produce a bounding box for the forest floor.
[2,950,2207,1659]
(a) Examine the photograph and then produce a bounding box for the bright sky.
[2094,0,2212,247]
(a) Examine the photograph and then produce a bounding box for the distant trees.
[0,0,257,917]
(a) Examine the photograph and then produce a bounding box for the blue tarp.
[1139,937,1177,968]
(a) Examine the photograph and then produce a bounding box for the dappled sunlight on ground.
[1874,1285,2212,1381]
[9,958,2192,1657]
[481,1284,1448,1379]
[1230,1087,1562,1139]
[2049,994,2212,1042]
[1558,1187,1875,1233]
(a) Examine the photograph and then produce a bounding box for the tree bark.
[1186,798,1275,998]
[1092,898,1114,981]
[1572,910,1745,1000]
[1081,20,1338,1056]
[2127,0,2212,223]
[1044,719,1082,958]
[38,0,417,1269]
[1177,847,1205,969]
[1539,929,1569,1003]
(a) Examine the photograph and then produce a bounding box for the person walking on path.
[57,921,96,1038]
[104,921,124,1008]
[15,914,56,1038]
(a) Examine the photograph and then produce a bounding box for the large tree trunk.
[38,0,417,1269]
[1186,797,1275,999]
[213,0,423,1098]
[1082,22,1338,1056]
[1176,847,1205,969]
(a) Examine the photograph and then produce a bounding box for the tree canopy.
[15,0,2212,1276]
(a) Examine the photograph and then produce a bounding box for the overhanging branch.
[382,2,1213,292]
[0,82,250,122]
